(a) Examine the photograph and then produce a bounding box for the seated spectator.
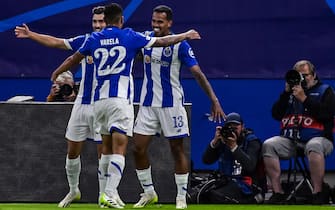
[262,60,335,204]
[47,71,77,102]
[194,112,264,204]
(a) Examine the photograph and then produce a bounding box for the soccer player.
[50,3,201,209]
[132,5,225,209]
[15,6,108,208]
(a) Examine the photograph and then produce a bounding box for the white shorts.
[134,106,189,139]
[94,98,134,137]
[65,103,102,142]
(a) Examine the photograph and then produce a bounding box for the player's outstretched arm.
[51,52,84,81]
[152,29,201,47]
[190,65,225,123]
[15,23,68,50]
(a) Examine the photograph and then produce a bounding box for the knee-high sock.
[65,155,81,192]
[105,154,125,196]
[175,173,189,198]
[136,166,155,193]
[98,154,110,195]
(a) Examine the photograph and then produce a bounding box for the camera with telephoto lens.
[54,84,73,101]
[58,84,73,97]
[220,124,237,139]
[54,84,74,101]
[285,69,306,90]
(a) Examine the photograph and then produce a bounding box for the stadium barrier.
[0,102,191,203]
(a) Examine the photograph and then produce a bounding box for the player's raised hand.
[211,99,225,123]
[14,23,30,38]
[185,29,201,40]
[51,71,59,82]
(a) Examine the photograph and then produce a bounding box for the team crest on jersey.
[188,48,195,58]
[144,55,151,64]
[163,46,172,57]
[86,56,94,64]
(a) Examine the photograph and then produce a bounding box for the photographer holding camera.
[200,112,263,203]
[47,71,77,102]
[262,60,335,204]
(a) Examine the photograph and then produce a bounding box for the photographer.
[47,71,77,102]
[200,112,263,203]
[262,60,335,204]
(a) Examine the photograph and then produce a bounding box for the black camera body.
[285,70,306,90]
[54,84,74,101]
[220,125,237,139]
[59,84,73,97]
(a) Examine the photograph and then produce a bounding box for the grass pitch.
[0,203,335,210]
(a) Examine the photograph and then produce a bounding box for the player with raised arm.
[50,3,201,209]
[132,5,225,209]
[15,6,108,208]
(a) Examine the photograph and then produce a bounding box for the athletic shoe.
[99,193,124,209]
[98,194,108,208]
[176,196,187,209]
[58,189,81,208]
[115,194,126,207]
[133,191,158,208]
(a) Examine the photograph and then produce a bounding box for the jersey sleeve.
[125,28,156,50]
[178,41,198,68]
[78,35,93,56]
[63,34,88,51]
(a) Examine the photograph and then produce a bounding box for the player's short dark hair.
[153,5,173,21]
[104,3,123,24]
[92,6,105,15]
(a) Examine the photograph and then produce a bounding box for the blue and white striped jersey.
[79,26,156,102]
[140,31,198,107]
[64,34,95,105]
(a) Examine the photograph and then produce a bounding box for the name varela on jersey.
[100,38,119,46]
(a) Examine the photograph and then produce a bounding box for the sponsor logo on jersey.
[151,58,170,67]
[146,54,170,67]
